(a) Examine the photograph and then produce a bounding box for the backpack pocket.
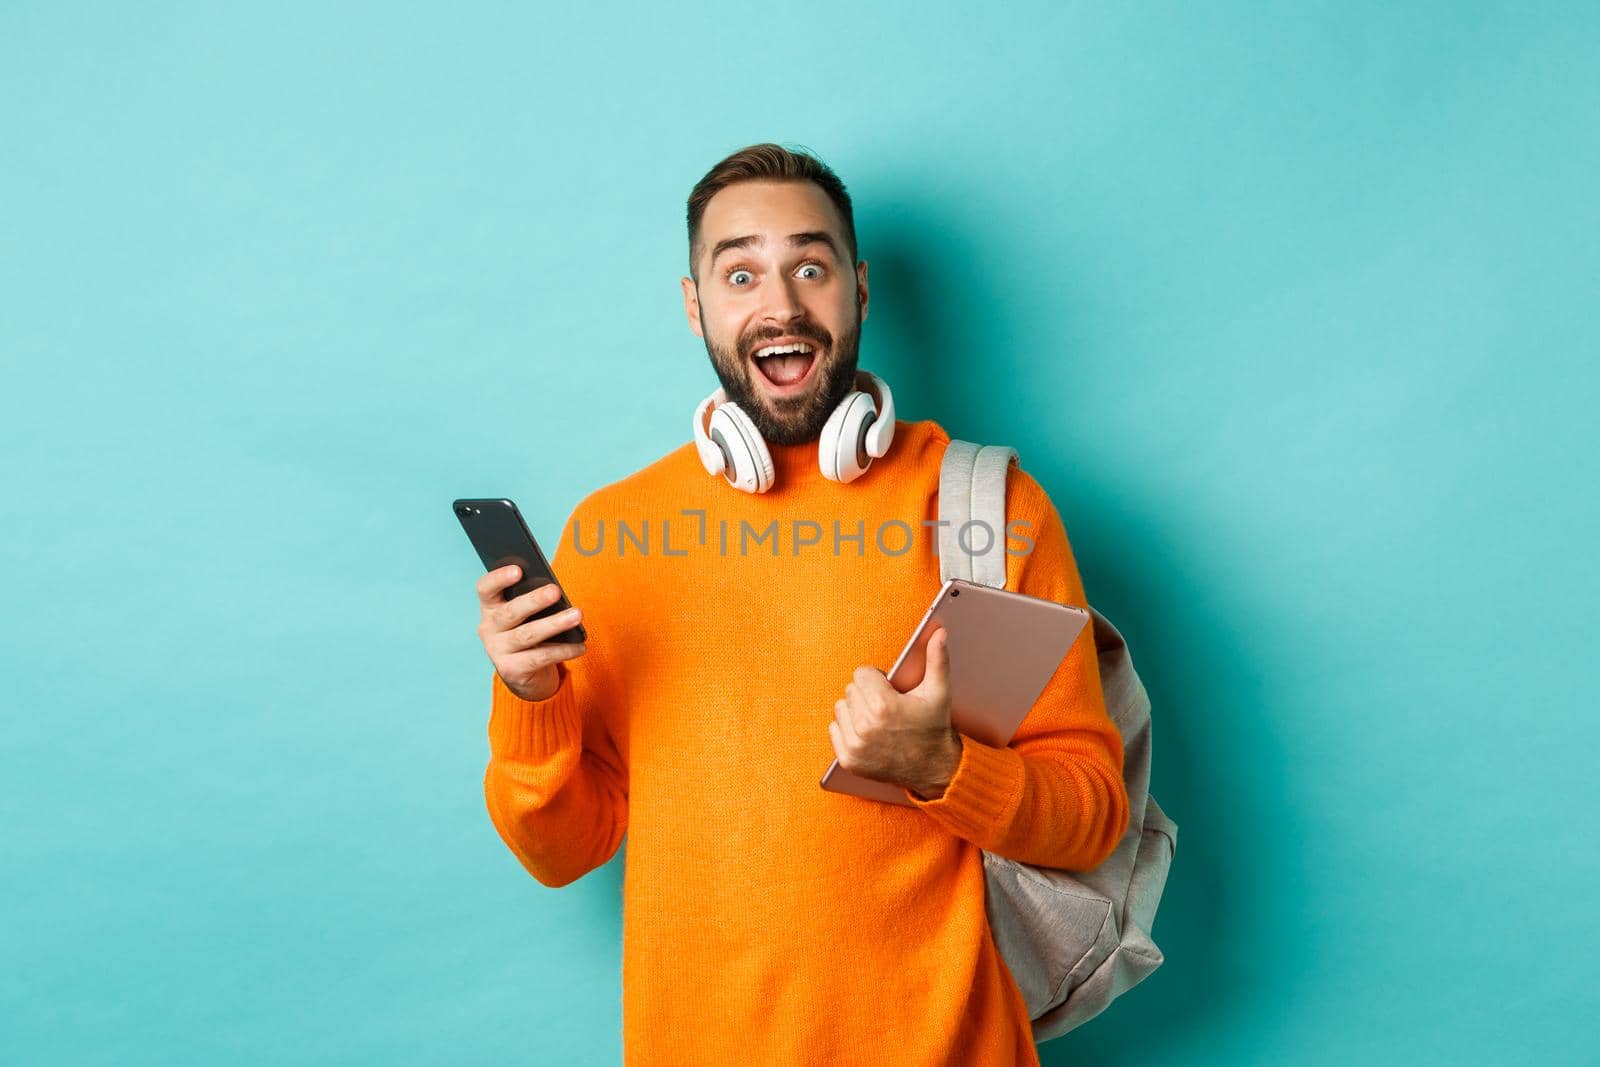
[981,852,1118,1018]
[982,794,1179,1034]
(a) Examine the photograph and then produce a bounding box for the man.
[475,143,1128,1066]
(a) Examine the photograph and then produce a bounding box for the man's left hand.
[829,625,963,800]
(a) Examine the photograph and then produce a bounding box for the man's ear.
[681,276,704,338]
[856,260,870,323]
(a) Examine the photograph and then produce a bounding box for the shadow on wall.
[864,192,1307,1062]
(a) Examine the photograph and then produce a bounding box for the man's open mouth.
[752,341,820,388]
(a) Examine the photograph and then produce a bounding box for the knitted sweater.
[484,417,1129,1066]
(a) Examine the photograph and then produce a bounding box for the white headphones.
[692,369,897,493]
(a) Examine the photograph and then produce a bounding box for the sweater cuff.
[902,734,1025,846]
[488,663,582,760]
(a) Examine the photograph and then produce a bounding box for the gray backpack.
[938,440,1178,1044]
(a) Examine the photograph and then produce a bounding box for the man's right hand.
[476,565,588,702]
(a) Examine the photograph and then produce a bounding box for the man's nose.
[758,272,804,324]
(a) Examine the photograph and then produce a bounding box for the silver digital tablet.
[819,578,1093,807]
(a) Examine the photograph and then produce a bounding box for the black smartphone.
[453,497,587,644]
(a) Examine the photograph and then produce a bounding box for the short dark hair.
[685,142,858,284]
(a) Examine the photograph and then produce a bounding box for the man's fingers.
[505,601,584,650]
[499,581,569,629]
[834,697,861,749]
[475,564,523,607]
[852,664,894,699]
[503,639,588,674]
[476,569,570,629]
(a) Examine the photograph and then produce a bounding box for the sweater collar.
[759,417,918,492]
[764,435,832,488]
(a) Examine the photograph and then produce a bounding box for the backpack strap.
[939,439,1019,589]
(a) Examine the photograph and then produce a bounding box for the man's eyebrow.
[709,231,842,268]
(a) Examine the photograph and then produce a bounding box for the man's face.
[681,179,870,446]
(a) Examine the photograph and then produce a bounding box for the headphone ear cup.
[818,393,852,481]
[711,401,775,493]
[819,389,875,483]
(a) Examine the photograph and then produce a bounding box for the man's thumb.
[917,626,951,698]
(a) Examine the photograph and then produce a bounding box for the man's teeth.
[755,342,815,358]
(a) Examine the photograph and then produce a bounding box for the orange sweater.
[484,417,1128,1066]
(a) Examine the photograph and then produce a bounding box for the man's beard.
[700,304,864,447]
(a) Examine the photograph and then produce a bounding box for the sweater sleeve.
[901,469,1130,871]
[482,505,629,889]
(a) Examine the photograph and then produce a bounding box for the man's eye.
[728,269,753,285]
[798,263,823,278]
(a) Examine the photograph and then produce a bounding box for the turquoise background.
[4,3,1596,1064]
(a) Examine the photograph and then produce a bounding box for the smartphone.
[453,497,587,644]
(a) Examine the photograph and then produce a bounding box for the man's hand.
[476,565,588,702]
[829,625,963,800]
